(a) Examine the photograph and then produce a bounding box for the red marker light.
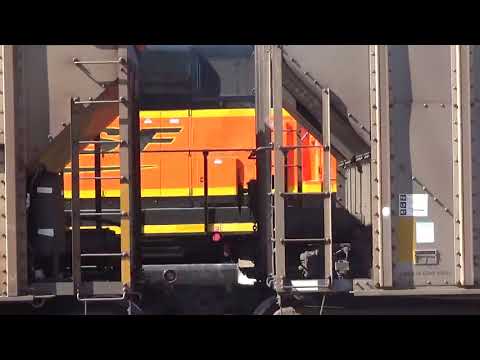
[211,232,223,243]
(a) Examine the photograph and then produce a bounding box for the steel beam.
[119,46,141,290]
[322,89,333,285]
[369,45,393,288]
[70,101,82,293]
[2,46,28,296]
[254,45,273,281]
[272,45,287,290]
[451,45,474,287]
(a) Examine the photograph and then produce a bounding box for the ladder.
[69,48,140,313]
[268,45,334,293]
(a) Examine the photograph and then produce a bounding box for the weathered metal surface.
[10,46,121,174]
[2,45,28,297]
[322,89,333,285]
[119,45,141,290]
[254,45,273,280]
[0,46,6,296]
[451,45,474,287]
[272,45,287,290]
[281,48,369,161]
[282,45,371,150]
[369,45,392,289]
[471,46,480,285]
[389,46,455,288]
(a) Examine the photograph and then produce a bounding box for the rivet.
[423,104,428,108]
[457,264,462,268]
[372,105,377,110]
[376,265,381,269]
[454,104,459,109]
[375,282,381,288]
[457,252,462,256]
[426,280,431,285]
[375,247,380,252]
[456,219,461,224]
[441,104,446,108]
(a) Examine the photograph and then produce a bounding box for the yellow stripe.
[140,110,189,118]
[143,223,255,234]
[65,186,238,199]
[140,108,293,119]
[74,222,255,235]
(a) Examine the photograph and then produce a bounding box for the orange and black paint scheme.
[63,108,336,260]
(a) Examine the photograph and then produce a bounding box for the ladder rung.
[78,212,122,217]
[77,290,126,303]
[282,238,326,244]
[73,98,125,105]
[81,252,126,258]
[73,58,124,65]
[78,140,122,145]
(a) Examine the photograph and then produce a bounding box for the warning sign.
[399,194,428,217]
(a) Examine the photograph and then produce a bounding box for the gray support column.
[272,45,286,290]
[322,89,333,285]
[369,45,393,288]
[254,45,273,281]
[2,45,28,296]
[452,45,474,287]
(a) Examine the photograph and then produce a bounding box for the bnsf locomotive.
[62,108,337,267]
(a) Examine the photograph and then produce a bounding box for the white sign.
[37,187,53,194]
[416,222,435,244]
[399,193,428,217]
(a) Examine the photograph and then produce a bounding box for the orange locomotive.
[63,108,337,235]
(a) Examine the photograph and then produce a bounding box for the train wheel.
[273,307,300,315]
[253,295,279,315]
[31,298,47,310]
